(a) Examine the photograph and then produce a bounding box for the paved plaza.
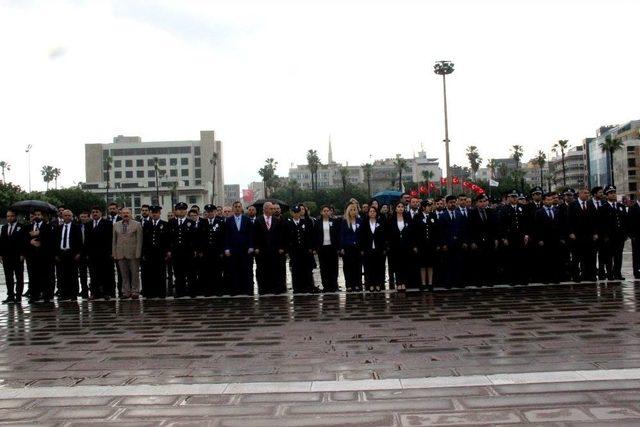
[1,251,640,424]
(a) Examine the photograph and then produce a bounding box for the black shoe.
[13,297,21,304]
[2,297,14,304]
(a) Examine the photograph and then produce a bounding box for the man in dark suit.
[106,202,123,297]
[141,205,168,298]
[532,193,562,283]
[253,202,287,294]
[437,195,469,288]
[598,185,628,280]
[25,209,55,303]
[589,186,606,279]
[314,205,341,292]
[53,209,83,300]
[498,189,530,286]
[0,209,27,303]
[468,194,498,286]
[86,206,114,300]
[286,205,315,294]
[628,190,640,279]
[224,201,254,295]
[77,210,91,298]
[166,202,196,297]
[567,188,599,281]
[188,208,207,296]
[200,204,226,296]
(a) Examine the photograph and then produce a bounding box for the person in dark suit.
[598,185,628,280]
[532,193,562,283]
[314,205,341,292]
[77,210,91,298]
[437,195,469,288]
[387,201,414,291]
[411,200,437,290]
[52,209,82,300]
[188,208,207,296]
[25,209,55,303]
[0,209,27,303]
[141,205,168,298]
[498,189,530,286]
[340,202,362,292]
[166,202,196,297]
[360,206,386,292]
[286,205,315,294]
[106,202,123,297]
[468,194,498,287]
[628,190,640,279]
[86,206,114,300]
[253,202,287,294]
[201,204,226,296]
[589,186,606,279]
[224,201,254,295]
[567,188,599,281]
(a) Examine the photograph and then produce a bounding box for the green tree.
[552,139,570,187]
[52,167,61,189]
[394,154,409,192]
[339,166,350,193]
[533,150,546,188]
[258,158,279,197]
[41,165,54,190]
[44,187,104,215]
[599,134,624,186]
[0,161,10,183]
[361,163,373,197]
[286,178,300,201]
[306,150,321,191]
[511,145,524,190]
[465,146,482,181]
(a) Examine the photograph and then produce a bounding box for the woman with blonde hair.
[339,202,362,292]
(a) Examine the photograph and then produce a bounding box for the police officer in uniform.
[142,206,168,298]
[201,204,226,296]
[166,202,196,297]
[286,205,315,293]
[499,189,530,286]
[598,185,628,280]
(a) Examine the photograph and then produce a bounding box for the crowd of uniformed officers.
[1,183,639,303]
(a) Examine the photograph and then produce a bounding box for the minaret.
[328,134,334,164]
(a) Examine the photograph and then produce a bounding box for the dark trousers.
[535,241,561,283]
[632,238,640,279]
[225,253,253,296]
[141,252,167,298]
[26,256,55,301]
[317,246,339,292]
[172,253,193,297]
[255,251,286,294]
[2,257,24,299]
[603,237,625,279]
[468,243,495,286]
[363,249,385,287]
[56,251,78,299]
[191,255,203,296]
[504,235,528,285]
[78,257,89,297]
[88,255,114,298]
[573,236,596,281]
[201,252,223,296]
[342,246,362,291]
[596,240,607,279]
[289,251,315,293]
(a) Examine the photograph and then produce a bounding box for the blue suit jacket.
[224,215,253,253]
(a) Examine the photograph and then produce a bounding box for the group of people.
[0,183,639,303]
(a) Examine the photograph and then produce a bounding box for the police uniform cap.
[174,202,188,210]
[564,188,576,195]
[530,186,543,195]
[518,193,526,200]
[604,185,617,194]
[291,205,302,213]
[150,205,162,213]
[507,189,519,197]
[204,204,217,212]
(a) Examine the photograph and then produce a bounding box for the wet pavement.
[1,250,640,424]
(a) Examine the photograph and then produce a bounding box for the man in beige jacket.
[112,208,143,299]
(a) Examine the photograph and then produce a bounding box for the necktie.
[179,219,183,226]
[94,220,98,228]
[63,224,68,249]
[481,210,486,223]
[267,217,271,230]
[81,225,85,244]
[449,211,454,220]
[123,222,128,234]
[8,224,13,236]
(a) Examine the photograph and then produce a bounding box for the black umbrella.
[10,200,58,215]
[251,198,290,213]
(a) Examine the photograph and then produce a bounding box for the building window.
[148,181,155,187]
[148,170,156,178]
[195,180,202,185]
[114,160,122,168]
[170,158,177,166]
[181,158,189,165]
[136,170,144,178]
[188,195,197,204]
[125,160,133,167]
[183,180,189,186]
[147,159,154,166]
[136,159,144,167]
[158,158,166,166]
[195,158,201,167]
[628,146,635,152]
[630,182,638,192]
[170,169,177,177]
[181,169,189,176]
[195,168,201,178]
[630,170,637,176]
[125,171,133,178]
[194,147,201,155]
[115,171,122,179]
[628,158,636,168]
[134,196,141,207]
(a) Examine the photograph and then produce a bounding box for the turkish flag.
[410,189,418,197]
[429,182,436,189]
[452,176,460,185]
[419,185,426,194]
[440,178,447,186]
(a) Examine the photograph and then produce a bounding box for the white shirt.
[369,221,377,249]
[397,219,405,232]
[322,220,331,246]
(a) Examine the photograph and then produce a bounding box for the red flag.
[242,189,254,203]
[410,189,418,197]
[452,176,460,185]
[440,177,447,186]
[429,182,436,189]
[419,185,426,194]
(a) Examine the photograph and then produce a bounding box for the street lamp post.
[434,60,454,195]
[25,144,32,192]
[210,152,218,204]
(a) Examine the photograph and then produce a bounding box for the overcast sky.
[1,0,638,191]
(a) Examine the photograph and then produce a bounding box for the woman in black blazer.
[313,205,341,292]
[339,203,362,292]
[360,206,386,292]
[387,201,412,291]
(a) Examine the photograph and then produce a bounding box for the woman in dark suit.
[339,203,362,292]
[314,205,341,292]
[360,206,386,292]
[387,201,412,291]
[412,200,437,290]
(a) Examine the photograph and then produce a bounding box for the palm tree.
[552,139,569,187]
[543,171,554,192]
[361,163,373,197]
[511,145,524,190]
[287,179,300,201]
[421,170,434,195]
[533,150,546,187]
[0,161,10,183]
[599,134,624,186]
[258,158,279,197]
[41,165,54,190]
[339,166,350,193]
[306,149,321,191]
[104,155,113,202]
[394,154,409,192]
[465,146,482,181]
[52,167,61,189]
[210,152,218,204]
